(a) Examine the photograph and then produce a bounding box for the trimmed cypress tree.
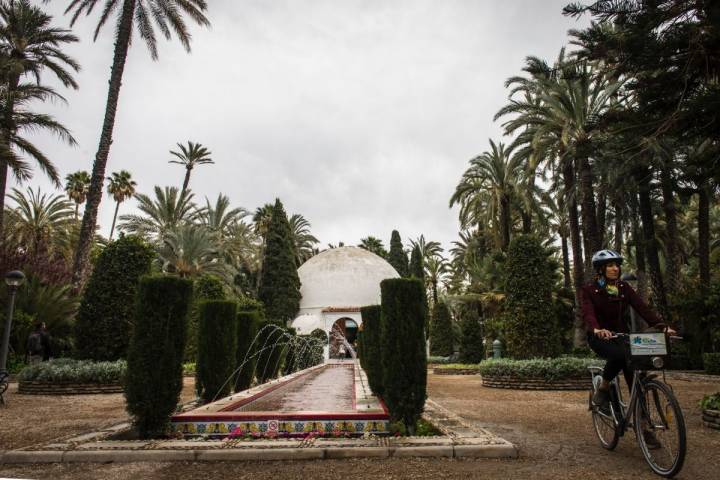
[430,302,454,356]
[387,230,409,277]
[360,305,383,396]
[125,275,193,438]
[503,235,562,358]
[255,319,287,383]
[409,245,424,281]
[185,274,225,362]
[380,278,426,433]
[75,235,153,361]
[235,308,261,392]
[458,305,484,363]
[258,199,301,323]
[196,300,238,403]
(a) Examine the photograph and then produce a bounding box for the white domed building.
[291,246,399,359]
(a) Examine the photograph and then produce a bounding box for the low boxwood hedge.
[18,358,126,384]
[701,392,720,411]
[478,357,602,381]
[436,363,481,370]
[704,353,720,375]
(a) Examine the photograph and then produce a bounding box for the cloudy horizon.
[13,0,588,252]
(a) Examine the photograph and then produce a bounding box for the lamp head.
[5,270,25,288]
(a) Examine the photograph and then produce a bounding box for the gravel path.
[1,373,719,479]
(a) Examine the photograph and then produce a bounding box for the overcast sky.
[15,0,587,252]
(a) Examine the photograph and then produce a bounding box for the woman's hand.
[664,326,678,336]
[594,328,613,340]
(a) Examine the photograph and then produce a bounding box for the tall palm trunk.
[71,0,136,289]
[630,195,647,300]
[613,197,623,254]
[578,156,601,275]
[636,171,670,322]
[182,168,192,193]
[109,200,121,240]
[0,70,21,236]
[499,194,511,251]
[596,175,607,248]
[431,280,438,305]
[698,182,711,287]
[563,161,586,347]
[660,163,681,297]
[520,209,532,234]
[561,233,571,289]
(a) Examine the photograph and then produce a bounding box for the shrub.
[458,301,484,363]
[18,358,126,384]
[704,353,720,375]
[380,278,427,433]
[182,362,196,376]
[124,275,193,438]
[185,274,226,362]
[429,302,454,357]
[478,357,601,381]
[503,235,562,359]
[235,309,261,392]
[387,230,408,277]
[360,305,383,396]
[255,320,287,383]
[258,199,301,323]
[196,300,238,403]
[427,355,452,365]
[74,235,153,361]
[700,392,720,411]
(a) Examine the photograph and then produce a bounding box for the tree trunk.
[613,197,623,254]
[71,0,137,290]
[520,209,532,234]
[630,195,648,300]
[637,171,670,322]
[109,200,121,240]
[596,174,607,248]
[432,280,438,305]
[0,71,20,237]
[561,233,571,290]
[578,156,601,277]
[499,194,511,251]
[698,183,710,287]
[182,168,192,193]
[0,162,7,236]
[660,163,681,297]
[563,161,586,347]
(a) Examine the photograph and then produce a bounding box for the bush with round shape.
[124,275,193,439]
[74,235,153,361]
[360,305,383,396]
[430,302,454,357]
[380,278,427,433]
[196,300,238,403]
[503,235,562,359]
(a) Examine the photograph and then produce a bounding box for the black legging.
[587,333,634,389]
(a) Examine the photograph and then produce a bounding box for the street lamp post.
[0,270,26,400]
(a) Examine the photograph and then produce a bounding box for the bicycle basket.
[628,333,669,370]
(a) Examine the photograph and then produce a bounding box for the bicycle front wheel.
[634,379,686,478]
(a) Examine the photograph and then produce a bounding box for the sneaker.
[642,429,662,450]
[592,388,611,415]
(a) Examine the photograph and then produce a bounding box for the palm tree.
[0,0,79,233]
[169,141,214,193]
[289,213,319,266]
[425,254,449,305]
[106,170,136,240]
[68,0,210,288]
[200,193,248,237]
[117,185,198,242]
[410,235,443,261]
[6,186,74,255]
[359,236,387,258]
[157,224,228,280]
[64,170,90,219]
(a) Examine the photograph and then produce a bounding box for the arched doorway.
[329,318,358,359]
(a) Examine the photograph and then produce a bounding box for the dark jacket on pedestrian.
[581,281,661,333]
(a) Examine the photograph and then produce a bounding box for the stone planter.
[433,368,480,375]
[481,374,590,390]
[702,409,720,431]
[18,380,123,395]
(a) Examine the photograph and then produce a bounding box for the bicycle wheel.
[591,377,619,450]
[634,379,686,478]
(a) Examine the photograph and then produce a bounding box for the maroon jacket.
[581,281,662,333]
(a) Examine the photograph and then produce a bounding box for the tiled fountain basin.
[171,361,390,437]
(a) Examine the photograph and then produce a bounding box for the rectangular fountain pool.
[171,360,390,437]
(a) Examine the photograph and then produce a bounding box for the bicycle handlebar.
[607,333,683,341]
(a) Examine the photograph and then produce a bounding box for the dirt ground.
[1,373,719,480]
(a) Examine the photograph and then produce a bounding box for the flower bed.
[701,393,720,431]
[478,357,601,390]
[18,358,126,395]
[433,364,481,375]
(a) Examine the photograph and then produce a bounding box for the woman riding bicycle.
[582,250,677,413]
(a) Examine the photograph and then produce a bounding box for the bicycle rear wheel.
[634,379,686,478]
[590,377,619,450]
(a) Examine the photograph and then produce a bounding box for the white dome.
[298,246,399,310]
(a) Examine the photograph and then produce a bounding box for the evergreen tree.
[234,307,261,392]
[258,199,301,323]
[75,235,153,361]
[409,245,424,280]
[430,302,454,357]
[196,300,237,403]
[360,305,383,396]
[458,300,484,363]
[185,274,225,362]
[388,230,409,277]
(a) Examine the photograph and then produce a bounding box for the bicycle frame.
[589,365,650,435]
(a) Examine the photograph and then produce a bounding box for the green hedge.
[701,392,720,410]
[458,300,484,363]
[361,305,383,396]
[196,300,238,403]
[19,358,126,384]
[704,353,720,375]
[125,275,193,439]
[185,274,226,362]
[478,357,602,381]
[430,302,454,357]
[235,309,261,392]
[74,235,153,361]
[380,278,427,433]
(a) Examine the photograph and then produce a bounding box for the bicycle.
[588,330,686,478]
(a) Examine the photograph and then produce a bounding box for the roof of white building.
[298,246,400,310]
